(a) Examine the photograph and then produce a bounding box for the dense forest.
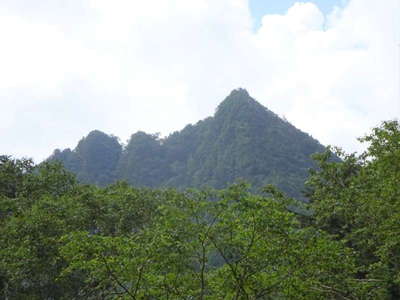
[1,120,399,299]
[49,89,325,199]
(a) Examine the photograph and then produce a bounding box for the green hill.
[49,88,325,198]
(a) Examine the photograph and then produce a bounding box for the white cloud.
[252,0,399,151]
[0,0,398,161]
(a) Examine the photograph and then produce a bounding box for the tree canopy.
[307,120,400,298]
[1,120,399,298]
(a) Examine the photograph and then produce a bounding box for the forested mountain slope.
[49,89,325,198]
[50,130,121,186]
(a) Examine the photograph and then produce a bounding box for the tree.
[0,155,34,199]
[307,120,400,299]
[0,159,80,299]
[60,184,362,299]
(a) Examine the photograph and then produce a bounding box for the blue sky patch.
[249,0,348,29]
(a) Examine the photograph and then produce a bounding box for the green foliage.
[0,158,161,299]
[307,120,400,299]
[0,155,34,198]
[2,120,399,299]
[50,89,325,199]
[60,184,360,299]
[0,158,81,299]
[50,130,122,186]
[117,132,168,187]
[163,89,324,197]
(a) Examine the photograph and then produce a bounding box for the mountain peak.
[216,88,265,119]
[218,88,252,107]
[228,88,249,98]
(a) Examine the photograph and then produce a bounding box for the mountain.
[50,130,122,186]
[48,89,325,198]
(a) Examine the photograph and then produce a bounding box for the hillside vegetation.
[50,89,325,199]
[1,120,399,299]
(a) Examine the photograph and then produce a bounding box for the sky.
[249,0,348,28]
[0,0,399,162]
